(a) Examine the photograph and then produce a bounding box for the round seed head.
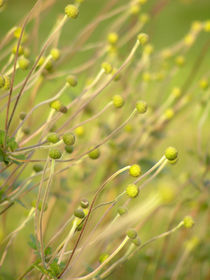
[65,4,79,19]
[80,198,89,209]
[50,48,60,60]
[136,100,148,113]
[75,126,85,137]
[127,229,137,239]
[129,164,141,177]
[50,100,62,111]
[99,253,109,264]
[117,206,128,216]
[137,33,149,46]
[101,62,113,74]
[165,146,178,161]
[63,133,75,146]
[112,95,124,108]
[65,145,74,154]
[18,57,30,70]
[126,184,139,198]
[33,164,44,173]
[49,149,62,159]
[88,148,100,160]
[183,216,194,228]
[74,208,85,219]
[107,32,118,45]
[66,75,78,87]
[47,133,60,144]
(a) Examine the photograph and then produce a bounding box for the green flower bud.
[101,62,113,74]
[172,87,181,98]
[129,164,141,177]
[183,216,194,228]
[107,32,118,45]
[63,133,75,146]
[99,253,109,264]
[47,133,60,144]
[127,229,137,239]
[165,146,178,161]
[74,208,85,219]
[37,56,45,67]
[22,127,30,135]
[18,57,30,70]
[65,145,74,153]
[132,237,141,246]
[137,33,149,46]
[117,206,128,216]
[50,100,62,111]
[88,148,100,160]
[112,95,124,108]
[33,164,44,173]
[19,112,26,120]
[66,75,78,87]
[136,100,147,113]
[80,198,89,209]
[65,4,79,19]
[126,184,139,198]
[164,108,174,120]
[49,149,62,159]
[12,44,24,56]
[50,48,60,61]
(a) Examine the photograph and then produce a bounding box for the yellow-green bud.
[127,229,137,239]
[65,4,79,19]
[165,146,178,161]
[139,13,150,23]
[63,133,75,146]
[18,57,30,70]
[137,33,149,46]
[3,75,11,90]
[175,55,185,67]
[126,184,139,198]
[136,100,148,113]
[33,164,44,173]
[130,4,141,15]
[183,216,194,228]
[0,74,5,88]
[129,164,141,177]
[50,100,62,111]
[164,108,174,120]
[49,149,62,159]
[50,48,60,61]
[12,44,24,56]
[117,206,128,216]
[19,112,26,120]
[47,133,60,144]
[88,148,100,160]
[101,62,113,74]
[112,95,124,108]
[204,20,210,32]
[172,87,181,98]
[66,75,78,87]
[75,126,85,137]
[99,253,109,264]
[107,32,118,45]
[199,78,208,90]
[74,208,85,219]
[80,198,89,209]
